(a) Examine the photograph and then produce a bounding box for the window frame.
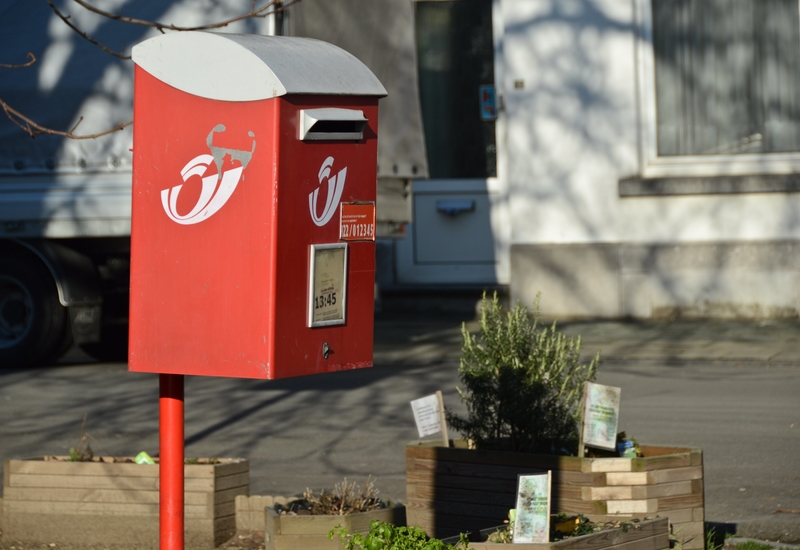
[634,0,800,179]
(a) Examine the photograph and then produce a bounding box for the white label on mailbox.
[309,156,347,227]
[161,125,255,225]
[308,243,348,327]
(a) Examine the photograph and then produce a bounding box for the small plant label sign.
[410,391,448,445]
[582,382,621,450]
[513,471,551,543]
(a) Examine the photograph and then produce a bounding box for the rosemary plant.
[446,292,600,454]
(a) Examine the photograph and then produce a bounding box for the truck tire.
[0,254,71,368]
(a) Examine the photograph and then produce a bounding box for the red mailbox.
[128,33,386,379]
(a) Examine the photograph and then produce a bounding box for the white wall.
[502,0,800,318]
[501,0,800,247]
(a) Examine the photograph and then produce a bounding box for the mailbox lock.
[322,342,331,360]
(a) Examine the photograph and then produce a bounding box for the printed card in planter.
[582,382,621,450]
[513,471,551,543]
[410,391,449,446]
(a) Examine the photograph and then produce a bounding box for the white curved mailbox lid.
[132,32,387,101]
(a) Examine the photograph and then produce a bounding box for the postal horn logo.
[161,125,256,225]
[309,156,347,227]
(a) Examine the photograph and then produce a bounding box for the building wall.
[503,0,800,318]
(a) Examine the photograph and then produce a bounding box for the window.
[636,0,800,178]
[415,0,497,179]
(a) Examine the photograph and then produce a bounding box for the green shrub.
[446,292,600,454]
[329,520,468,550]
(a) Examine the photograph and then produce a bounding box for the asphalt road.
[0,318,798,543]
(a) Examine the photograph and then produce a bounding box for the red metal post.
[160,373,185,550]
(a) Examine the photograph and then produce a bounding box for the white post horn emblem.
[309,156,346,227]
[161,125,255,225]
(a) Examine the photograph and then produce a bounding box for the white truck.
[0,0,425,367]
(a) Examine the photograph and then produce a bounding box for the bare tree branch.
[0,96,132,140]
[69,0,298,33]
[0,53,37,69]
[46,0,131,59]
[7,0,300,140]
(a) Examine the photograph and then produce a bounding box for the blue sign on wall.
[479,85,497,121]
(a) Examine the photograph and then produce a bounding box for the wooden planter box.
[264,503,406,550]
[445,517,670,550]
[406,441,703,548]
[2,457,249,549]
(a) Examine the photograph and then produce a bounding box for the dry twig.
[303,478,384,516]
[0,95,132,140]
[0,52,37,69]
[70,0,299,33]
[5,0,300,140]
[46,0,131,59]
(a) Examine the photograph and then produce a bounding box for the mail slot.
[128,32,386,379]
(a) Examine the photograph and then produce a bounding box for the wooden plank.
[212,501,236,520]
[639,480,693,500]
[4,460,11,491]
[215,485,249,505]
[611,533,670,550]
[5,498,213,518]
[588,459,633,473]
[8,460,158,478]
[273,534,340,550]
[4,500,159,516]
[579,513,651,525]
[553,518,668,550]
[9,458,246,477]
[466,542,552,550]
[407,471,518,493]
[10,473,220,492]
[639,454,692,472]
[605,472,655,486]
[8,474,159,491]
[406,507,503,539]
[408,478,592,506]
[279,515,349,535]
[552,470,605,487]
[651,507,693,524]
[583,486,634,500]
[184,477,215,491]
[692,507,704,522]
[452,519,668,550]
[406,480,581,506]
[267,507,283,537]
[605,499,657,514]
[407,483,517,508]
[682,537,704,550]
[214,514,238,546]
[344,506,405,533]
[214,472,249,492]
[669,521,704,537]
[264,506,404,540]
[653,466,703,484]
[555,485,585,501]
[410,457,600,487]
[409,457,552,483]
[3,486,209,506]
[638,446,692,457]
[405,497,511,521]
[201,459,249,478]
[406,444,584,472]
[656,493,703,511]
[554,498,608,515]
